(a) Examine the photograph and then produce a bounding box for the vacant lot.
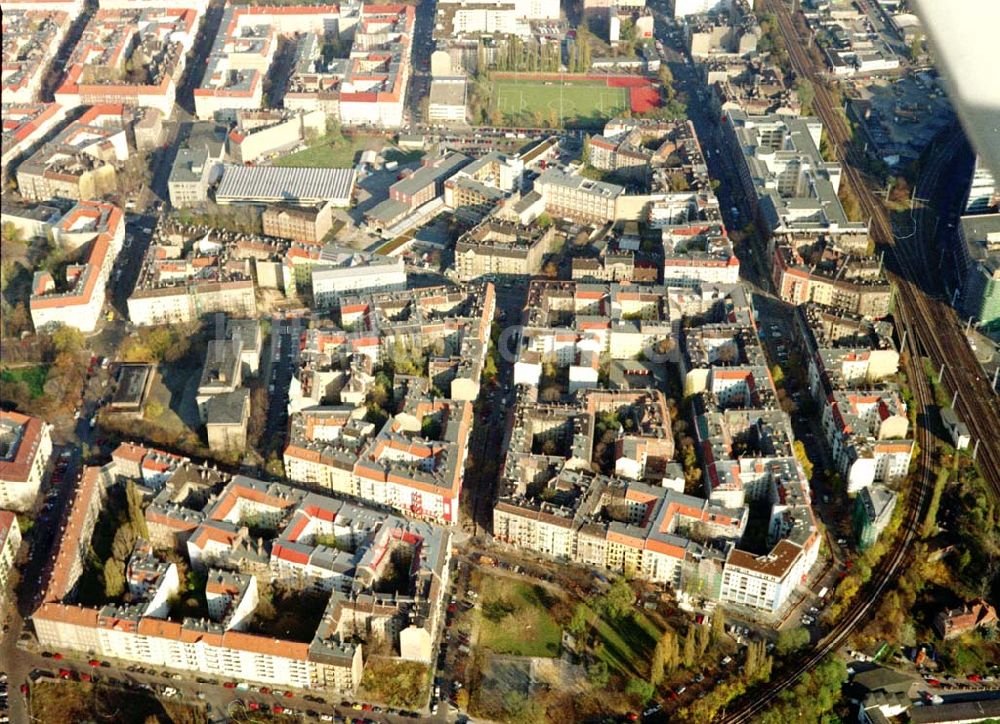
[493,80,629,127]
[275,133,385,168]
[477,574,562,657]
[359,658,430,710]
[30,681,206,724]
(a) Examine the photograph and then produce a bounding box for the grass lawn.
[493,79,629,127]
[586,606,661,679]
[275,134,386,168]
[477,574,562,657]
[0,364,49,397]
[359,658,430,710]
[30,681,206,724]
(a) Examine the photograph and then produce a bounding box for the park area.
[475,573,564,657]
[490,75,661,127]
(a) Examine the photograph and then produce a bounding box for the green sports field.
[492,79,630,127]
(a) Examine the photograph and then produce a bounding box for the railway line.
[717,0,998,719]
[759,0,1000,497]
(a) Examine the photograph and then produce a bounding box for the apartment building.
[0,512,22,612]
[16,105,130,202]
[34,465,451,691]
[661,222,741,285]
[2,10,71,103]
[822,388,912,493]
[262,202,334,245]
[772,239,891,318]
[852,484,896,551]
[722,109,867,240]
[53,7,198,115]
[515,280,673,371]
[957,213,1000,334]
[285,392,475,526]
[719,538,816,612]
[454,219,556,280]
[127,230,259,326]
[44,466,105,603]
[795,303,899,402]
[495,469,746,592]
[311,251,407,309]
[536,169,624,224]
[167,129,227,209]
[1,103,68,183]
[30,201,125,333]
[336,4,415,128]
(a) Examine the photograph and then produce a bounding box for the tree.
[111,523,136,562]
[794,77,815,115]
[582,134,592,165]
[710,608,726,646]
[697,623,711,656]
[51,325,84,355]
[103,557,125,599]
[775,626,810,656]
[602,578,634,620]
[658,64,674,91]
[1,221,23,243]
[568,603,589,636]
[625,678,655,704]
[793,440,814,480]
[682,626,697,668]
[651,628,678,685]
[126,480,149,539]
[743,639,772,684]
[536,212,552,229]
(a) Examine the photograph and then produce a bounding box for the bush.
[625,678,654,704]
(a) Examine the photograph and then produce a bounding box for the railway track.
[715,0,995,718]
[758,1,1000,498]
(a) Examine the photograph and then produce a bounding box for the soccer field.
[493,80,630,126]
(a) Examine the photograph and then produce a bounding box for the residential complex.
[722,109,867,239]
[772,236,892,318]
[279,3,415,128]
[29,200,125,332]
[0,411,53,513]
[284,284,494,524]
[126,221,262,326]
[1,9,71,103]
[33,458,452,692]
[16,105,131,202]
[311,250,407,308]
[498,282,821,614]
[262,202,335,245]
[454,219,557,280]
[1,103,68,183]
[53,7,199,114]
